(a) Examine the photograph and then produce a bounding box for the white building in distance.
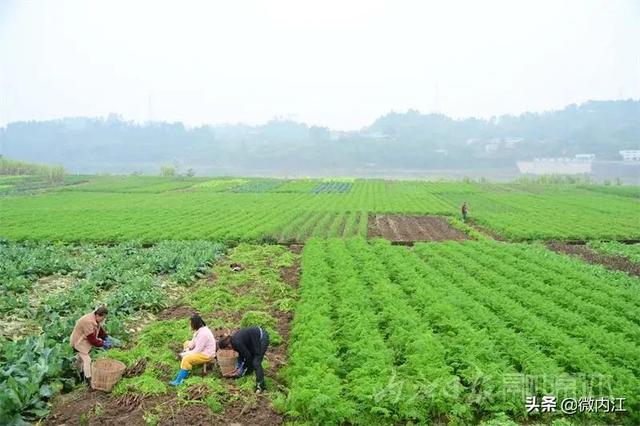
[620,150,640,161]
[574,153,596,161]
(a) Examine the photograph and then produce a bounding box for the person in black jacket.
[218,326,270,392]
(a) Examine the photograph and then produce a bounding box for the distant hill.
[1,100,638,176]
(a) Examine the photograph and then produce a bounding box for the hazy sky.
[1,0,639,129]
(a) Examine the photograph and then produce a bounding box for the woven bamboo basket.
[217,349,238,375]
[91,358,126,392]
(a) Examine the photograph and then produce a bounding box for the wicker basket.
[217,349,238,375]
[91,358,126,392]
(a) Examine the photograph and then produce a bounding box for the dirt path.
[156,305,197,321]
[368,215,470,242]
[45,392,199,426]
[222,245,302,425]
[547,242,640,277]
[46,244,302,426]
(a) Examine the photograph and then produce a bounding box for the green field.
[59,176,205,193]
[287,238,639,424]
[1,176,638,242]
[1,176,639,425]
[588,240,640,263]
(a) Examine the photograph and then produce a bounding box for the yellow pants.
[181,340,212,370]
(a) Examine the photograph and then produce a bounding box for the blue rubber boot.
[169,369,189,386]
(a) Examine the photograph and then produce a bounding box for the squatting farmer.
[70,306,113,386]
[218,326,270,393]
[170,314,216,386]
[461,201,469,222]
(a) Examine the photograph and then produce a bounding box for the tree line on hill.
[0,100,638,175]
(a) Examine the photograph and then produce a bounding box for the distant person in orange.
[461,202,468,222]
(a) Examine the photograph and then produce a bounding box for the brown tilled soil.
[46,247,301,426]
[547,242,640,277]
[268,251,300,380]
[280,258,301,290]
[45,391,168,426]
[368,215,470,242]
[223,392,283,426]
[287,244,304,255]
[156,305,197,321]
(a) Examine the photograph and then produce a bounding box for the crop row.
[286,239,640,424]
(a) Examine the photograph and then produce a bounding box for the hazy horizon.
[3,97,640,131]
[1,0,639,130]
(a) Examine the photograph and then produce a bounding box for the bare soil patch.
[211,309,244,328]
[45,390,168,426]
[269,308,293,378]
[287,244,304,255]
[223,392,283,426]
[547,242,640,277]
[280,260,301,290]
[258,246,299,381]
[154,362,174,381]
[156,304,197,320]
[50,388,277,426]
[368,215,470,242]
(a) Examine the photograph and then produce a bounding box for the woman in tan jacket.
[69,306,112,385]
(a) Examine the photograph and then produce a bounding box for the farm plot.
[588,241,640,263]
[385,179,484,194]
[547,242,640,277]
[0,175,88,196]
[191,178,248,192]
[0,175,40,189]
[437,191,640,241]
[367,214,469,242]
[2,178,639,242]
[273,179,318,193]
[310,181,353,193]
[276,210,368,242]
[59,176,204,193]
[0,240,226,424]
[579,184,640,199]
[44,244,300,426]
[229,179,285,193]
[285,238,640,425]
